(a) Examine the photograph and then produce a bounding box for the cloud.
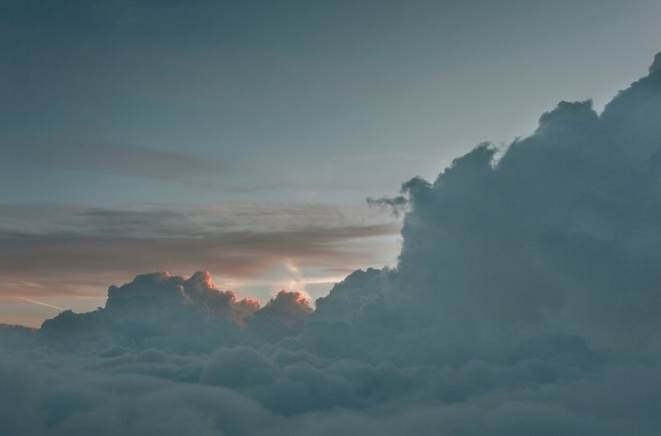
[308,59,661,361]
[2,51,661,435]
[0,203,400,302]
[102,271,260,326]
[1,341,660,435]
[247,291,313,340]
[38,271,263,351]
[366,195,408,216]
[2,140,223,182]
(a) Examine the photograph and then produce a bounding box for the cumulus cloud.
[2,52,661,435]
[308,59,661,362]
[38,271,306,351]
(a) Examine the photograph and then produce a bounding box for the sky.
[2,47,661,436]
[1,0,661,327]
[4,1,661,435]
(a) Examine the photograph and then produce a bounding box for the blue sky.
[2,0,661,325]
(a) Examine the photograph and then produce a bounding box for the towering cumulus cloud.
[3,53,661,435]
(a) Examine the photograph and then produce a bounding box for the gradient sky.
[2,0,661,326]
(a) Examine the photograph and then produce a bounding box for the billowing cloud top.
[3,52,661,435]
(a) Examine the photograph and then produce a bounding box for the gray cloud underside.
[3,52,661,435]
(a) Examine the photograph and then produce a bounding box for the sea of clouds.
[2,52,661,435]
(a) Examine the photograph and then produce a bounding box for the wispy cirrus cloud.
[2,139,221,182]
[0,203,401,305]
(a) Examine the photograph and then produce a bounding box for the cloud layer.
[3,140,222,182]
[0,203,399,312]
[3,52,661,435]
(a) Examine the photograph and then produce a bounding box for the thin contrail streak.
[16,297,65,311]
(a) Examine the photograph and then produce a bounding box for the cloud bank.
[3,52,661,435]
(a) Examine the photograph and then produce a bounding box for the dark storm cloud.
[3,52,661,435]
